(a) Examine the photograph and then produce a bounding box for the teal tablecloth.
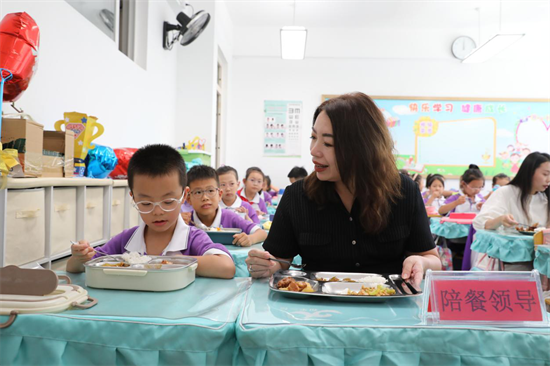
[226,244,302,278]
[235,279,550,366]
[430,218,470,239]
[0,272,250,366]
[535,246,550,277]
[471,229,535,263]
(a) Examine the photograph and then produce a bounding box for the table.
[226,244,302,278]
[471,230,535,263]
[235,280,550,366]
[0,272,251,366]
[430,218,470,239]
[535,245,550,278]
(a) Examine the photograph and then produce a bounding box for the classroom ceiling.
[224,0,550,30]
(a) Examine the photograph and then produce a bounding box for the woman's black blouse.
[263,175,435,274]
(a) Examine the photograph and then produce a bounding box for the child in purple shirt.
[217,165,259,223]
[67,144,235,279]
[237,167,269,216]
[186,165,267,247]
[439,164,486,215]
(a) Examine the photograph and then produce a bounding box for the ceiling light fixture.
[462,1,524,64]
[280,1,307,60]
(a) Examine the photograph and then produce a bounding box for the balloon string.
[0,69,14,136]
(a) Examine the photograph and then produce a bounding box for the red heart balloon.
[0,12,40,102]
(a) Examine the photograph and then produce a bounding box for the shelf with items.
[0,178,139,269]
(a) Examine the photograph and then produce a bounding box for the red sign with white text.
[432,280,542,322]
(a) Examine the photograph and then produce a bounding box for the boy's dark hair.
[245,167,264,180]
[128,144,186,191]
[288,166,308,179]
[461,164,485,184]
[426,173,445,188]
[492,173,510,186]
[217,166,239,181]
[187,165,219,187]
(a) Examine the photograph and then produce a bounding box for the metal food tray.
[205,228,243,245]
[269,270,421,302]
[84,255,198,291]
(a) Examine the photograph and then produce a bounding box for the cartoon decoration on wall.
[413,117,439,137]
[381,109,400,128]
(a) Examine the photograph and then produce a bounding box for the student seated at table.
[184,165,267,247]
[67,144,236,278]
[246,93,441,286]
[287,166,308,184]
[474,152,549,232]
[263,175,279,198]
[483,173,511,201]
[422,174,446,208]
[217,165,259,223]
[439,165,486,216]
[237,167,269,217]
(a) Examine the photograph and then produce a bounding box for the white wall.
[1,1,179,148]
[226,25,550,190]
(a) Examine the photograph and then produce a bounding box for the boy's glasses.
[132,192,185,214]
[189,188,219,198]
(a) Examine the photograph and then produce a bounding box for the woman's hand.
[500,214,518,227]
[245,249,276,278]
[401,255,424,288]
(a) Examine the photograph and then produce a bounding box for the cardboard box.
[42,130,75,178]
[1,117,44,177]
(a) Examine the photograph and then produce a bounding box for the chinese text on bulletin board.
[322,95,550,177]
[264,100,302,157]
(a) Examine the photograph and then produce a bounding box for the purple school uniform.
[263,191,272,205]
[267,189,277,198]
[190,208,260,235]
[444,193,485,214]
[180,200,194,213]
[237,189,268,214]
[220,196,260,224]
[93,218,232,258]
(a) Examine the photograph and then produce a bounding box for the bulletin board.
[322,95,550,177]
[263,100,302,157]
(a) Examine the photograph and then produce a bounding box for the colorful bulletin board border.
[321,95,550,178]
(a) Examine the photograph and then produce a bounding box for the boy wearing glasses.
[217,166,259,224]
[67,145,235,278]
[185,165,267,247]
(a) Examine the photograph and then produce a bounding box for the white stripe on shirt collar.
[124,215,190,254]
[193,207,222,228]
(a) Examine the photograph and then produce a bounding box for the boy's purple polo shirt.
[191,208,260,234]
[92,216,232,259]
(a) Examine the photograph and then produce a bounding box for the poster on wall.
[322,95,549,177]
[264,100,302,157]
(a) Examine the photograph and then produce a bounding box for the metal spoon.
[70,241,124,264]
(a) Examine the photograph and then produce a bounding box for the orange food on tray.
[516,223,539,232]
[276,277,314,292]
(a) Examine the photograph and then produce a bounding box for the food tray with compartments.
[204,228,243,245]
[84,256,198,291]
[269,270,421,302]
